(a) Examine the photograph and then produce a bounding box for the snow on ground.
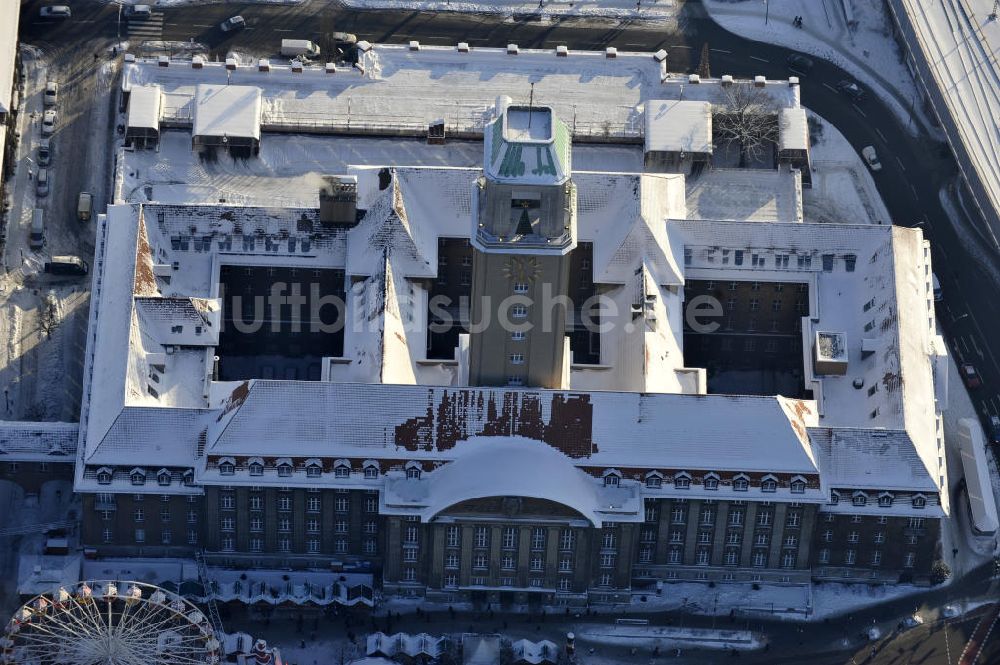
[703,0,935,137]
[574,624,759,650]
[804,111,891,225]
[337,0,678,21]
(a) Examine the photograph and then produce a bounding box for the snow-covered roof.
[0,421,78,462]
[484,105,572,186]
[127,84,162,131]
[684,169,802,222]
[778,107,809,152]
[811,428,937,493]
[382,437,642,526]
[207,381,818,474]
[0,2,17,115]
[192,84,261,141]
[511,639,558,664]
[366,633,445,659]
[644,100,713,154]
[957,418,999,534]
[121,46,799,142]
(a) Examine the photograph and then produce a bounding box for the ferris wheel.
[1,580,221,665]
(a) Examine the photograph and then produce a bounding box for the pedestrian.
[28,168,33,180]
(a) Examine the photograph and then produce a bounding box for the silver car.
[41,110,57,136]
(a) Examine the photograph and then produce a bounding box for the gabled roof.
[208,381,820,474]
[809,427,938,492]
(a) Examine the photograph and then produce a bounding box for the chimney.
[319,175,359,227]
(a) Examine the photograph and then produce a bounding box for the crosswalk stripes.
[127,12,165,40]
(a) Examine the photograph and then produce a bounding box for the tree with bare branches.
[712,82,779,167]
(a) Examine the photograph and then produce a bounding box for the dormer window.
[219,457,235,476]
[645,472,662,489]
[171,325,183,334]
[405,462,422,480]
[733,475,749,492]
[277,460,293,477]
[97,467,113,485]
[249,461,264,476]
[182,470,194,486]
[790,476,806,494]
[674,472,691,490]
[364,462,379,479]
[761,475,777,493]
[852,491,868,507]
[878,492,893,507]
[130,468,146,486]
[911,494,926,509]
[157,469,171,486]
[307,464,323,479]
[603,470,621,487]
[703,473,719,490]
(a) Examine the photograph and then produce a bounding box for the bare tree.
[712,82,779,167]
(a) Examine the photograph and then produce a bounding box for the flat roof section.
[192,84,262,141]
[644,100,713,155]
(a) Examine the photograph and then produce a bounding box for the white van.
[280,39,321,58]
[29,209,44,250]
[77,192,93,222]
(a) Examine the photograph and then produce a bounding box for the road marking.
[822,82,838,93]
[971,336,985,359]
[709,48,732,54]
[874,128,887,142]
[895,155,907,172]
[192,23,213,27]
[672,45,691,49]
[275,28,295,32]
[958,336,969,355]
[852,104,867,117]
[749,55,769,63]
[625,43,646,47]
[909,183,918,197]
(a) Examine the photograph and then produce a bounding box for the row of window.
[96,467,193,487]
[830,490,927,509]
[219,493,378,513]
[816,549,917,568]
[685,250,856,273]
[445,526,578,551]
[635,471,808,494]
[650,546,798,569]
[438,574,584,591]
[216,458,382,479]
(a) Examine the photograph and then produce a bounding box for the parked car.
[125,5,152,18]
[960,363,982,389]
[786,53,814,73]
[900,614,924,629]
[280,39,321,57]
[44,255,89,276]
[29,209,45,250]
[988,415,1000,446]
[861,145,882,171]
[837,79,864,101]
[36,168,49,198]
[43,81,58,106]
[333,32,358,45]
[219,15,245,32]
[39,5,71,18]
[37,139,52,167]
[41,110,57,135]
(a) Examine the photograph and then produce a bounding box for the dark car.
[786,54,814,73]
[220,15,246,32]
[960,363,982,389]
[988,415,1000,446]
[837,80,864,101]
[44,255,89,276]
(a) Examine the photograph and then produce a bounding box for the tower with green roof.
[468,103,578,389]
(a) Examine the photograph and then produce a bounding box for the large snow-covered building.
[73,49,949,606]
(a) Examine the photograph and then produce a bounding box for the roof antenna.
[528,82,534,128]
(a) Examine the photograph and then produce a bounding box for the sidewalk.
[336,0,681,21]
[702,0,938,138]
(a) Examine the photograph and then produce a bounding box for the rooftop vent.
[814,331,848,376]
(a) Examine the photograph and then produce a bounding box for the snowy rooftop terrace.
[121,44,799,142]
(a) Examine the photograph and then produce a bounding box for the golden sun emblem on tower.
[502,257,542,282]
